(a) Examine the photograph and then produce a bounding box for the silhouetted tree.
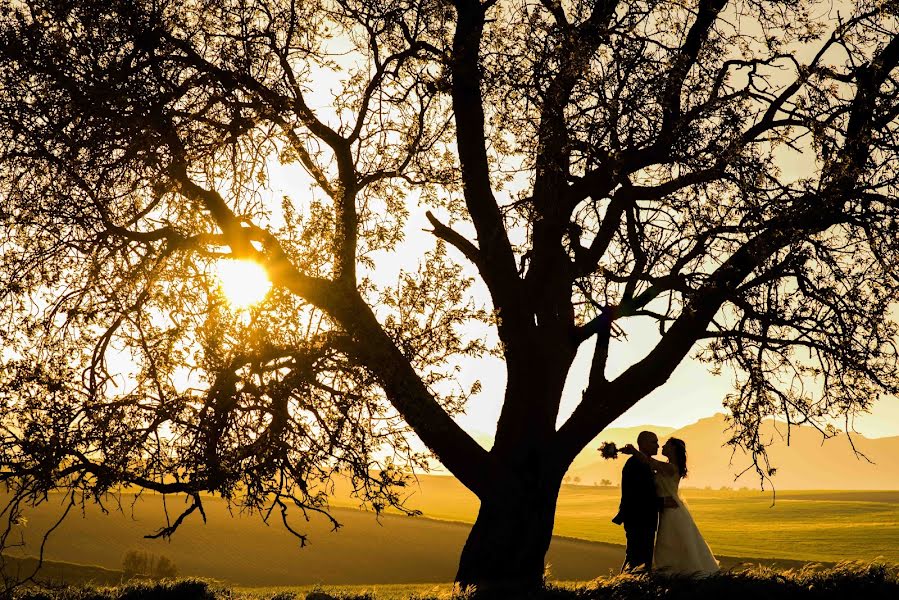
[122,550,178,580]
[2,0,899,592]
[122,550,149,579]
[151,555,178,580]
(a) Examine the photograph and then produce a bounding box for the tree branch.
[658,0,729,140]
[450,0,523,334]
[425,210,484,271]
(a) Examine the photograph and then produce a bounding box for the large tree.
[2,0,899,591]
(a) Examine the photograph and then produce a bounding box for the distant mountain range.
[566,413,899,490]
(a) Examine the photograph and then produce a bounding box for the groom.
[612,430,663,573]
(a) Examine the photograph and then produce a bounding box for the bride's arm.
[620,445,679,476]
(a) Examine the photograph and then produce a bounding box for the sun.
[213,259,272,308]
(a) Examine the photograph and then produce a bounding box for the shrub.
[9,563,899,600]
[120,551,178,581]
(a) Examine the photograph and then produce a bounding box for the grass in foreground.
[9,562,899,600]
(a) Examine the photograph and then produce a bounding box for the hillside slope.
[4,416,896,586]
[1,555,123,586]
[4,494,628,586]
[7,482,897,587]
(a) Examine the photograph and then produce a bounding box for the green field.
[332,476,899,565]
[3,478,897,586]
[557,487,899,564]
[3,493,629,585]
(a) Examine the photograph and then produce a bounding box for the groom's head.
[637,431,659,456]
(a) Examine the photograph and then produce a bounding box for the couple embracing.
[610,431,719,576]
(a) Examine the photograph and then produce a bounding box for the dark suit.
[613,455,661,572]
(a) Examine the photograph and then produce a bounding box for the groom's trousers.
[622,524,656,573]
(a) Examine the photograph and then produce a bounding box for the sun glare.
[214,259,272,308]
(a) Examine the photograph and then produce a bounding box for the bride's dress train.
[654,473,719,576]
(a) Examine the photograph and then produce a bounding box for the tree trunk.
[455,470,562,593]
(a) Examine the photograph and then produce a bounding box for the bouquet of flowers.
[598,441,619,459]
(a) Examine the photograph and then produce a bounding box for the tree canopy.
[2,0,899,590]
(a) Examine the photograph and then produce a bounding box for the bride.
[621,438,719,576]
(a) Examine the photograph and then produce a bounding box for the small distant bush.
[121,551,178,580]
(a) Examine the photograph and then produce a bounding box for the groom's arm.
[613,459,639,523]
[612,464,630,524]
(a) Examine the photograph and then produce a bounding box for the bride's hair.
[669,438,688,478]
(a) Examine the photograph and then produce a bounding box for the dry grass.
[10,562,899,600]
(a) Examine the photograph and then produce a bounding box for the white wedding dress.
[654,472,720,576]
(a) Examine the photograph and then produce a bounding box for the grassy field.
[3,495,631,585]
[554,486,899,564]
[3,478,897,586]
[331,476,899,565]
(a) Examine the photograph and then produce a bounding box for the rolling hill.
[1,555,123,586]
[5,489,844,588]
[3,415,896,587]
[4,493,629,586]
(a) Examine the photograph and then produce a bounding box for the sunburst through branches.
[213,259,272,308]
